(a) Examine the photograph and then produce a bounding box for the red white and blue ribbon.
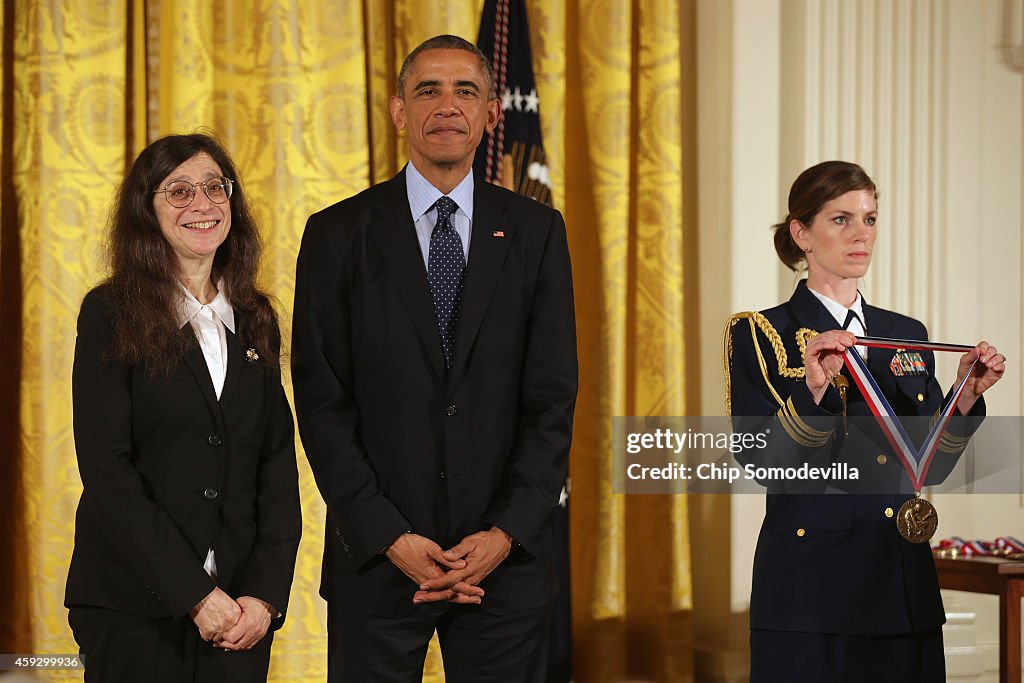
[959,539,997,556]
[935,536,1024,555]
[996,536,1024,554]
[856,336,975,354]
[843,338,979,491]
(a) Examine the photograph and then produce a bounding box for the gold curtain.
[0,1,697,681]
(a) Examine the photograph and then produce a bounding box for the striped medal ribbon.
[843,337,980,543]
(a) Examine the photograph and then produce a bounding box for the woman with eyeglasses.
[725,160,1004,681]
[65,133,301,682]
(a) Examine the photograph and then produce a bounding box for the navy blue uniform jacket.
[726,280,983,635]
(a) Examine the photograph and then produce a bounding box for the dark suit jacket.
[291,169,578,617]
[727,280,983,635]
[65,285,302,621]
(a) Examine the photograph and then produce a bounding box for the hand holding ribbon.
[845,336,1004,493]
[804,330,858,404]
[841,336,998,543]
[953,341,1005,414]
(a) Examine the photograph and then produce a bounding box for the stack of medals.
[845,336,980,544]
[934,536,1024,559]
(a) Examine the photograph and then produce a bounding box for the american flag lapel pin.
[492,229,505,238]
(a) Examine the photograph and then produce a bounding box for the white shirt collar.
[807,286,865,331]
[405,160,475,222]
[176,281,235,333]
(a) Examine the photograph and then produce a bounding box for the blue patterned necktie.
[427,196,465,369]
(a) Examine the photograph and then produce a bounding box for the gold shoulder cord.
[795,327,816,359]
[724,312,835,447]
[723,312,804,415]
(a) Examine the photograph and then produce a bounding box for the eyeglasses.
[154,177,234,208]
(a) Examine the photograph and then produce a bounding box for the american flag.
[474,0,553,206]
[476,3,569,681]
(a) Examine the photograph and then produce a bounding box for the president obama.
[292,34,578,681]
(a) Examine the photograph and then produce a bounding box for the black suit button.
[440,470,448,480]
[446,404,457,416]
[203,488,219,500]
[207,434,222,447]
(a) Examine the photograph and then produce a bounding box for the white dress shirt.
[807,286,867,359]
[405,160,474,268]
[176,283,235,578]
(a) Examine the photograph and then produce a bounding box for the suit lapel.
[788,281,864,395]
[788,281,843,335]
[182,343,222,422]
[863,301,899,395]
[448,183,513,388]
[790,285,901,409]
[218,325,245,407]
[368,171,446,379]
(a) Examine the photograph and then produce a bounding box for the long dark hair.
[772,161,878,271]
[106,133,279,374]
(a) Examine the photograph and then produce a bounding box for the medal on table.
[845,336,980,544]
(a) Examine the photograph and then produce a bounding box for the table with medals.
[934,555,1024,683]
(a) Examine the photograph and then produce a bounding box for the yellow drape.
[0,1,696,681]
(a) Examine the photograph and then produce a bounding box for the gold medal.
[896,495,938,543]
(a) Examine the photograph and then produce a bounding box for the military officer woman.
[725,160,1005,681]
